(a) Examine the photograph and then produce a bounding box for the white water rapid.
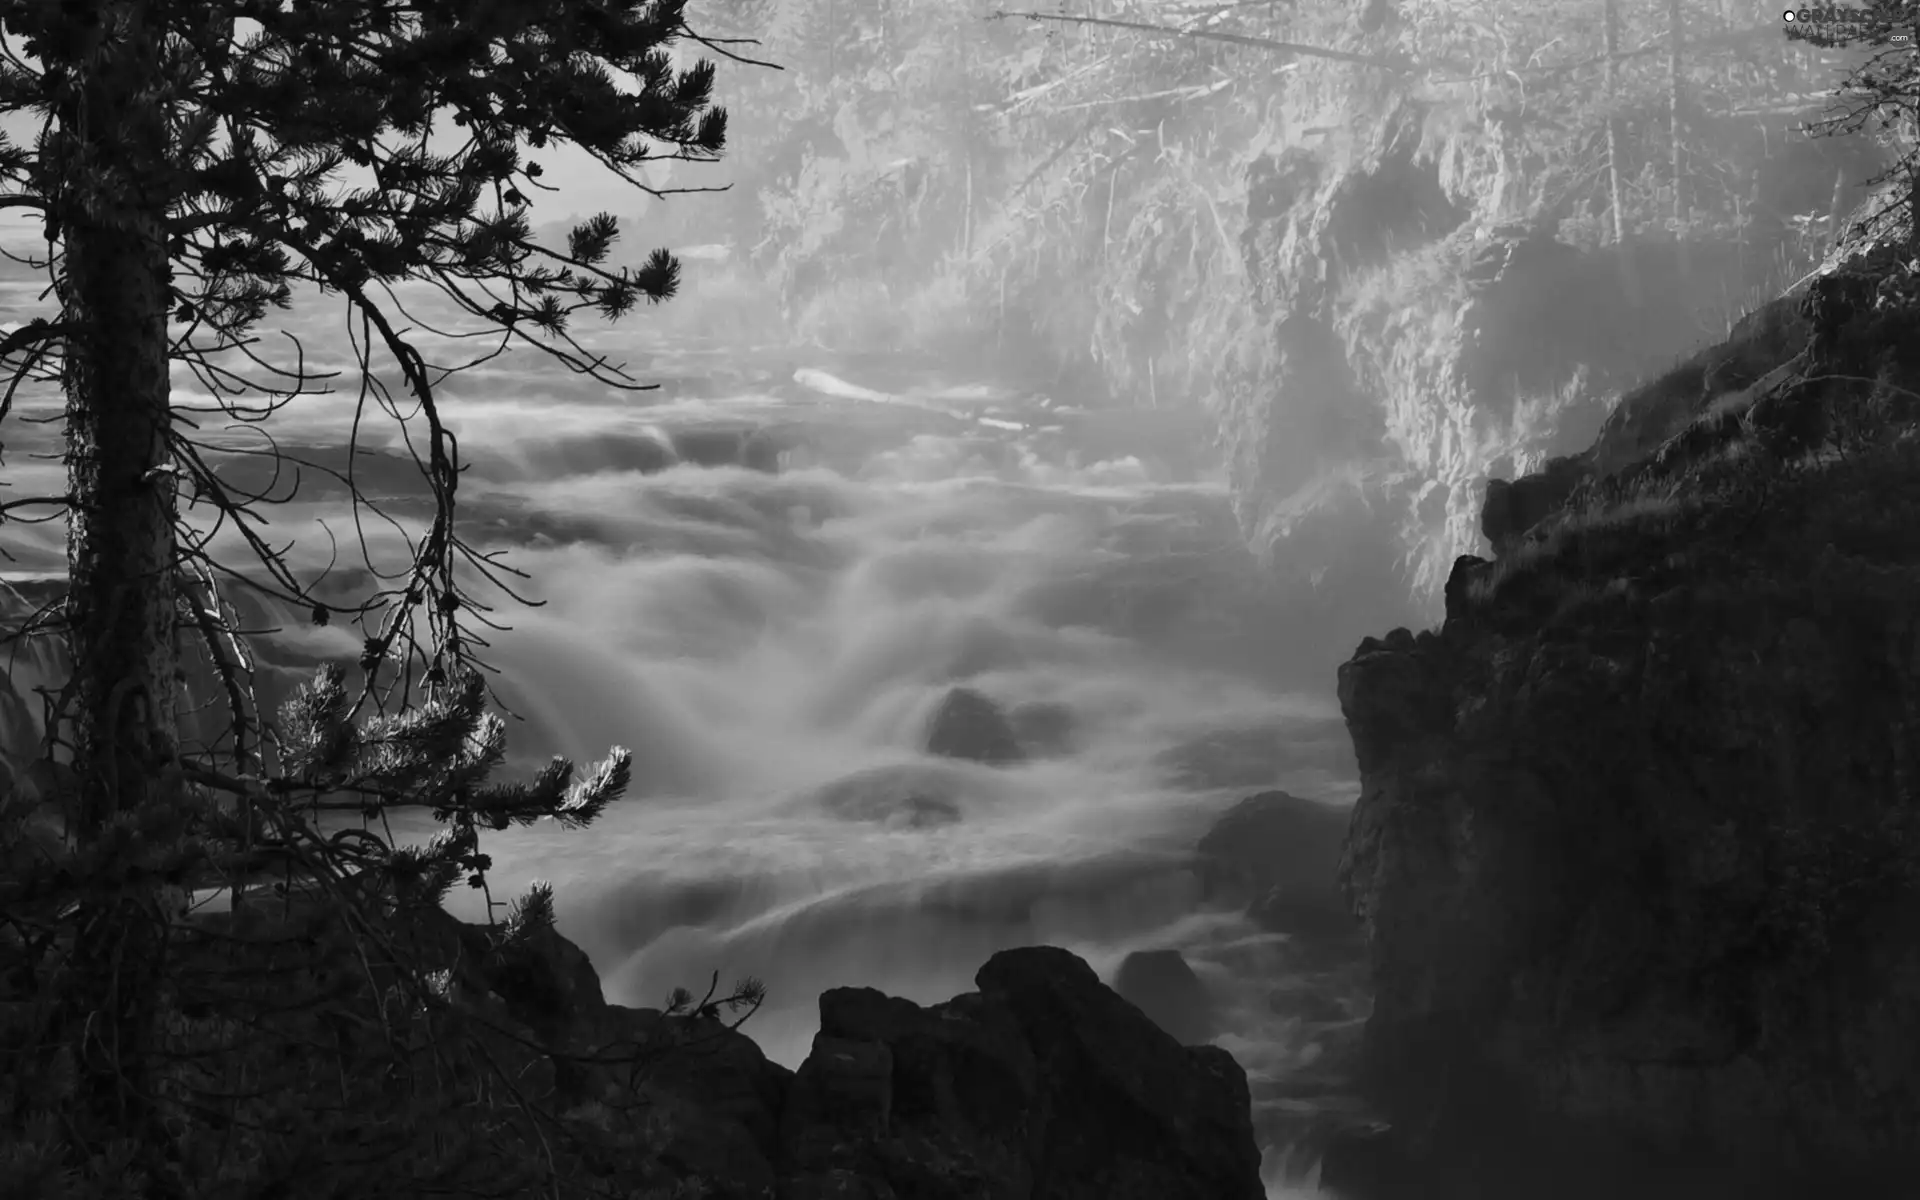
[0,281,1363,1193]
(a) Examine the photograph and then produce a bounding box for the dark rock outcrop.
[1334,250,1920,1197]
[178,894,1263,1200]
[924,686,1022,765]
[1111,949,1215,1046]
[780,946,1264,1200]
[1479,454,1588,551]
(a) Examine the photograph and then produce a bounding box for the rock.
[616,1007,793,1164]
[479,919,609,1041]
[169,870,1261,1197]
[778,945,1264,1200]
[923,686,1022,765]
[1442,553,1488,624]
[647,1089,783,1200]
[812,763,967,828]
[1336,258,1920,1193]
[1479,455,1588,553]
[1194,790,1357,951]
[1111,949,1215,1045]
[1248,883,1361,957]
[1196,791,1350,898]
[672,423,786,472]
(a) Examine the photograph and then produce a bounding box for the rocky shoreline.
[162,838,1292,1200]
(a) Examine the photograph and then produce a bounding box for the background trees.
[673,0,1899,394]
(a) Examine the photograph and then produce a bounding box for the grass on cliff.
[1464,367,1920,618]
[1464,484,1695,606]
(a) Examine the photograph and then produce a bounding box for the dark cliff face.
[1334,247,1920,1194]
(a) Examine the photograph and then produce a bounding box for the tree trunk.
[1668,0,1690,294]
[1603,0,1626,247]
[1827,165,1849,259]
[1603,0,1640,306]
[47,8,182,1182]
[56,19,180,836]
[964,153,975,259]
[1911,10,1920,254]
[1668,0,1685,228]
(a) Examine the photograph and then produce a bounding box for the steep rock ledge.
[1332,247,1920,1197]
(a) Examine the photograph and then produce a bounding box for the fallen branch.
[988,9,1412,71]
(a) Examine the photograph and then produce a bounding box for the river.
[0,276,1366,1193]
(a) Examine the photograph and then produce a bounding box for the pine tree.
[0,0,727,830]
[0,2,740,1188]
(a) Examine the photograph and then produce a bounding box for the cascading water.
[0,281,1366,1194]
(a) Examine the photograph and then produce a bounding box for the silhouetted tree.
[0,1,764,1191]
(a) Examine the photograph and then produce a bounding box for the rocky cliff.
[1332,245,1920,1197]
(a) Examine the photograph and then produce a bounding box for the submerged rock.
[1336,250,1920,1196]
[811,763,968,829]
[1111,948,1215,1046]
[924,686,1023,765]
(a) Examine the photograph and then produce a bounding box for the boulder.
[479,919,609,1041]
[1194,790,1357,952]
[1196,790,1349,897]
[924,686,1022,765]
[672,422,786,472]
[777,945,1265,1200]
[1111,949,1215,1045]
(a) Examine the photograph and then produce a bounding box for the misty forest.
[1,0,1918,1197]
